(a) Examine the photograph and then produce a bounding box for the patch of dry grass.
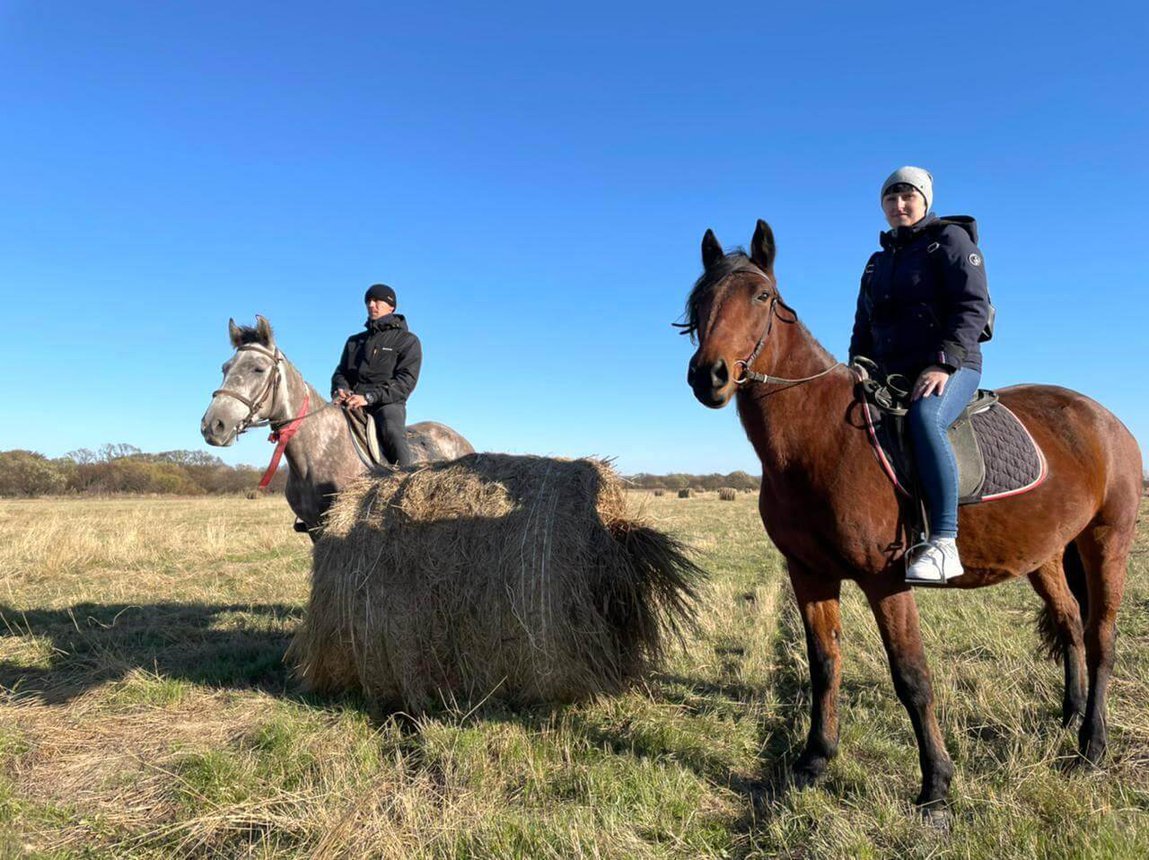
[0,494,1146,857]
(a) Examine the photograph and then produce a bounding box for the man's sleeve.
[934,227,990,371]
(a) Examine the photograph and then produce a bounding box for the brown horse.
[684,220,1142,812]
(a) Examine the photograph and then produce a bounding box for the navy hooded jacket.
[848,214,991,377]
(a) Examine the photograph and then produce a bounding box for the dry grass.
[0,494,1147,858]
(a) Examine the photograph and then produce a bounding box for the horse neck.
[735,317,856,472]
[273,359,356,482]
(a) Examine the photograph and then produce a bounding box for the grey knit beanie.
[881,166,933,212]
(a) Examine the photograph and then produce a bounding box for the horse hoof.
[919,805,952,833]
[790,756,828,789]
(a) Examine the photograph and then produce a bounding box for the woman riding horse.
[849,166,991,584]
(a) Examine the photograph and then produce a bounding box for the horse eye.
[754,291,772,303]
[253,366,266,374]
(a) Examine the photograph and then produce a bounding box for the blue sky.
[1,1,1146,474]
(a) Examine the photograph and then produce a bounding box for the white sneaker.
[905,538,964,585]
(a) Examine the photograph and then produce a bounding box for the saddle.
[341,408,390,468]
[855,361,1047,528]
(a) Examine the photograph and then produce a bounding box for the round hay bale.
[677,488,692,499]
[718,487,737,501]
[288,454,702,711]
[652,488,665,497]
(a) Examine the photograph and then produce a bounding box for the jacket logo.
[968,253,982,267]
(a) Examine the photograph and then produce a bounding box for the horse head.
[685,220,781,408]
[201,316,285,446]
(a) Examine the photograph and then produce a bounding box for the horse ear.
[701,229,724,270]
[255,315,275,346]
[750,219,776,274]
[228,318,243,348]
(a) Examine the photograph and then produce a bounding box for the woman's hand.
[912,366,951,401]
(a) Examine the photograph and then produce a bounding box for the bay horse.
[684,220,1141,812]
[201,316,474,536]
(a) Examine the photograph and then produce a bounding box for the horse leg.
[1073,521,1132,765]
[861,578,954,808]
[787,562,842,787]
[1028,556,1087,727]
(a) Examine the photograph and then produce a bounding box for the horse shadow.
[0,601,303,704]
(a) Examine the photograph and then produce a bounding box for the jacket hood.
[881,214,978,249]
[365,313,409,333]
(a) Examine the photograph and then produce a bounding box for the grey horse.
[200,316,474,536]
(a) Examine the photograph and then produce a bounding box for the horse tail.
[1035,541,1090,662]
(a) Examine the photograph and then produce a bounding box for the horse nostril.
[687,360,698,386]
[710,360,729,390]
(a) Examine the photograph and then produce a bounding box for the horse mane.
[678,250,761,342]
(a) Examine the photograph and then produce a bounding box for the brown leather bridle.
[724,272,843,387]
[212,343,285,434]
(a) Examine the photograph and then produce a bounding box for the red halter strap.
[258,392,310,490]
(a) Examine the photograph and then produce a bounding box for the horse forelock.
[232,325,271,347]
[682,251,764,341]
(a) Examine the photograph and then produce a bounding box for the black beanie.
[364,283,397,307]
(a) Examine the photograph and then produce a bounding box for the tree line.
[0,445,287,497]
[0,445,766,497]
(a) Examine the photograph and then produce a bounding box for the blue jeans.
[907,367,982,539]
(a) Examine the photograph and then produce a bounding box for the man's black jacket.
[331,314,422,406]
[848,214,990,377]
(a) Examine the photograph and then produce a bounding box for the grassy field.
[1,493,1146,858]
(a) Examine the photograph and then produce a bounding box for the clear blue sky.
[2,2,1146,474]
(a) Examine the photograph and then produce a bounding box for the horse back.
[408,421,476,462]
[995,383,1142,507]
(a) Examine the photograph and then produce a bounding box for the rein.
[733,294,844,388]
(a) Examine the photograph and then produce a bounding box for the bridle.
[725,273,843,388]
[212,343,287,435]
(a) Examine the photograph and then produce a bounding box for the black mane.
[678,250,763,341]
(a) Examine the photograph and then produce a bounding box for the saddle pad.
[970,403,1047,500]
[863,399,1046,504]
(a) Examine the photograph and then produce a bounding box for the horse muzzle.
[200,402,241,447]
[688,356,734,408]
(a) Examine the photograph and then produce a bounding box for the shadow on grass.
[0,601,303,704]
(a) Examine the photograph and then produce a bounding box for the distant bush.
[677,488,692,499]
[0,446,286,497]
[0,450,70,497]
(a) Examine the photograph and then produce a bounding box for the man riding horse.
[332,283,421,467]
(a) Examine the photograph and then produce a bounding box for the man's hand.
[344,394,368,410]
[334,388,350,405]
[912,365,951,401]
